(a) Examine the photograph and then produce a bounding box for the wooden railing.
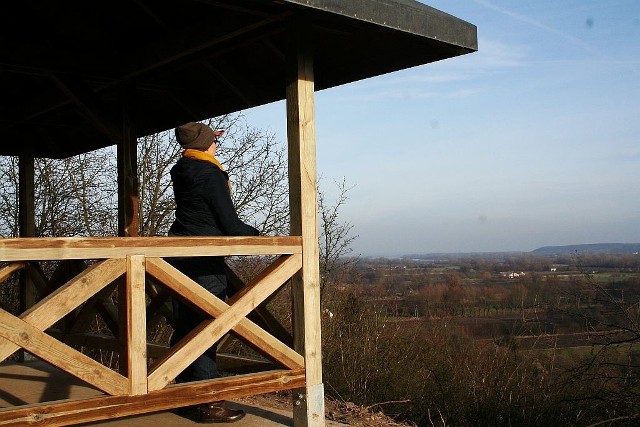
[0,236,306,426]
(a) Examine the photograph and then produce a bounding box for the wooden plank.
[145,258,304,373]
[117,106,138,378]
[144,281,173,329]
[117,95,138,237]
[44,259,87,298]
[67,282,118,334]
[148,254,302,390]
[47,331,169,359]
[0,308,128,396]
[0,259,126,362]
[126,255,147,395]
[18,151,35,239]
[94,298,120,337]
[216,353,279,374]
[18,150,37,363]
[24,263,48,295]
[0,263,25,284]
[0,368,305,427]
[226,265,293,346]
[0,236,302,261]
[286,20,325,426]
[46,331,279,373]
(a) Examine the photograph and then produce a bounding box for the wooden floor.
[0,359,344,426]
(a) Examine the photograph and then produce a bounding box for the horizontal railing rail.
[0,236,302,261]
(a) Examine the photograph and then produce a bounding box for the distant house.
[500,271,526,279]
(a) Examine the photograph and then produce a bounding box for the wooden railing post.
[18,147,37,362]
[117,91,139,377]
[126,255,147,395]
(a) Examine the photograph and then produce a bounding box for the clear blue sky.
[243,0,640,256]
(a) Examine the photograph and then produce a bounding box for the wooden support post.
[18,147,37,361]
[286,19,325,427]
[117,89,139,376]
[117,89,139,238]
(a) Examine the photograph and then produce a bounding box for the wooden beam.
[118,98,139,383]
[46,330,280,373]
[43,259,86,297]
[0,236,302,261]
[18,149,37,361]
[48,74,123,143]
[202,60,255,108]
[117,91,139,237]
[286,19,325,427]
[0,263,26,284]
[67,282,118,334]
[24,262,49,296]
[0,369,305,427]
[47,330,168,359]
[18,150,35,239]
[95,299,120,337]
[119,14,287,81]
[145,279,174,329]
[117,104,139,379]
[125,255,148,395]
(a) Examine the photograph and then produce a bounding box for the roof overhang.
[0,0,477,158]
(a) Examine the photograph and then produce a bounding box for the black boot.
[196,401,246,423]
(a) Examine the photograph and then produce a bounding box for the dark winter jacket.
[169,156,259,237]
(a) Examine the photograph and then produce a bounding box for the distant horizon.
[355,242,640,258]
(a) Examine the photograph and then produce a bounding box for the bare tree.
[64,151,118,236]
[0,156,19,238]
[0,150,117,238]
[554,273,640,424]
[318,177,358,298]
[137,131,181,236]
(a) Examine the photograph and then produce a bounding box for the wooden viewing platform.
[0,1,476,425]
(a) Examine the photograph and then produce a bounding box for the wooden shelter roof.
[0,0,477,159]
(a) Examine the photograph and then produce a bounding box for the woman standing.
[169,121,259,423]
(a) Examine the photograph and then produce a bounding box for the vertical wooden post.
[18,147,37,362]
[117,89,139,238]
[18,149,35,240]
[126,255,147,395]
[117,89,140,376]
[286,19,325,427]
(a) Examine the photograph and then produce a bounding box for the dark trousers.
[169,256,227,383]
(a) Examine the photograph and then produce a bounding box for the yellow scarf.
[183,149,232,194]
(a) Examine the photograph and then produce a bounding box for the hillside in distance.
[532,243,640,255]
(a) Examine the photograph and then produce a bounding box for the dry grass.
[238,392,413,427]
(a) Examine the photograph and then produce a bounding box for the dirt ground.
[238,393,414,427]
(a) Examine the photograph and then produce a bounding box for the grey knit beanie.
[175,122,215,150]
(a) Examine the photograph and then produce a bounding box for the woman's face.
[208,129,224,155]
